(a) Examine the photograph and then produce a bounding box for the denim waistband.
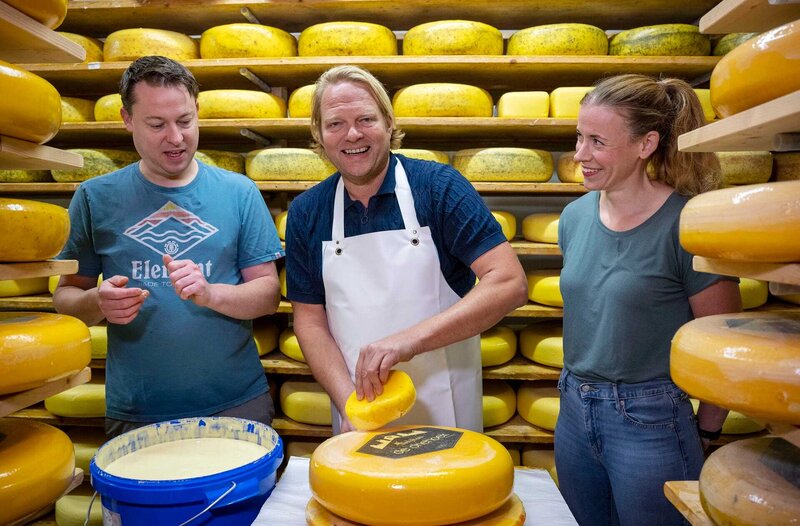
[560,369,685,401]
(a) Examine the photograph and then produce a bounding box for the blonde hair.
[309,65,404,158]
[582,74,720,196]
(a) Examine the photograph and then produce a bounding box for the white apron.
[322,160,482,434]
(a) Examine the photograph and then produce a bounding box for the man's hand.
[355,335,416,402]
[163,254,213,306]
[97,275,149,324]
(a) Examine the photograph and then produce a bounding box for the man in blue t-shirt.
[54,56,284,437]
[286,65,528,433]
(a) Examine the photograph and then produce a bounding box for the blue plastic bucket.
[90,417,283,525]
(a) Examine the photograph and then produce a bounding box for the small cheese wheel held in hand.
[517,384,560,430]
[481,324,517,366]
[609,24,710,56]
[280,381,332,425]
[508,24,608,55]
[519,321,563,368]
[0,198,69,262]
[483,381,516,427]
[246,148,336,181]
[549,87,594,118]
[198,89,286,119]
[299,22,397,56]
[403,20,503,55]
[45,382,106,417]
[61,96,95,122]
[345,369,416,431]
[526,269,562,307]
[200,23,297,58]
[278,327,305,362]
[393,83,493,117]
[57,32,103,62]
[0,277,48,297]
[522,213,560,244]
[104,28,199,61]
[94,93,123,121]
[491,211,517,241]
[453,148,553,182]
[288,84,315,117]
[717,151,772,186]
[5,0,67,29]
[557,151,583,183]
[497,91,549,118]
[0,61,61,144]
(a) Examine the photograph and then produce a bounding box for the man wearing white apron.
[286,66,528,433]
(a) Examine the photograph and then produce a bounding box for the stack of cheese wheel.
[519,321,563,368]
[491,211,517,241]
[522,213,560,244]
[557,152,582,183]
[345,370,416,431]
[57,32,103,62]
[298,22,397,56]
[308,425,519,525]
[103,28,199,61]
[609,24,710,56]
[480,325,517,366]
[453,148,553,182]
[253,320,279,356]
[526,269,562,307]
[497,91,550,118]
[280,380,331,425]
[200,23,297,58]
[246,148,336,181]
[279,327,305,362]
[61,97,96,122]
[195,150,246,174]
[288,85,315,117]
[517,383,560,431]
[483,380,516,427]
[51,149,140,183]
[0,277,48,297]
[717,151,772,186]
[198,90,286,119]
[393,149,450,164]
[403,20,503,55]
[508,24,608,55]
[393,83,493,117]
[549,87,594,118]
[93,93,122,121]
[0,61,61,145]
[45,379,106,418]
[689,399,764,435]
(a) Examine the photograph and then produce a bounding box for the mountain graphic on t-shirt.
[124,201,218,258]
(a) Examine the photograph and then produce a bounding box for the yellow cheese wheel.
[491,211,517,241]
[88,324,107,359]
[288,84,315,118]
[556,152,583,183]
[453,148,553,182]
[286,439,323,459]
[689,399,764,435]
[345,370,416,431]
[273,210,288,240]
[55,491,103,526]
[519,321,563,368]
[497,91,550,118]
[279,327,306,362]
[198,89,286,119]
[774,151,800,182]
[481,325,517,366]
[57,32,103,62]
[393,149,450,164]
[0,277,48,297]
[200,23,297,58]
[5,0,67,29]
[253,320,279,356]
[0,60,61,144]
[710,20,800,118]
[526,269,562,307]
[0,169,51,182]
[679,180,800,262]
[279,267,287,298]
[699,437,800,525]
[522,213,560,244]
[712,32,758,57]
[45,382,106,417]
[51,149,140,183]
[104,28,199,62]
[609,24,710,56]
[483,381,516,428]
[508,24,608,55]
[0,198,69,262]
[195,149,245,174]
[310,425,514,525]
[246,148,335,181]
[549,87,594,118]
[0,421,75,525]
[67,427,107,473]
[61,96,95,123]
[717,151,772,186]
[299,22,397,56]
[393,83,493,117]
[693,88,716,122]
[517,384,560,430]
[93,93,123,121]
[280,380,332,425]
[739,278,768,310]
[671,312,800,424]
[403,20,503,55]
[49,274,102,295]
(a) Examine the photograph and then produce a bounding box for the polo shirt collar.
[342,154,398,210]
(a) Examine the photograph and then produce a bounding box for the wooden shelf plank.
[262,351,311,375]
[483,356,561,381]
[510,241,561,256]
[0,135,84,170]
[0,1,85,63]
[0,367,90,418]
[693,256,800,286]
[0,183,79,193]
[678,90,800,152]
[699,0,800,33]
[664,481,714,526]
[5,404,104,426]
[0,294,54,311]
[0,260,77,280]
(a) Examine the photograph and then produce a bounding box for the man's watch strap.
[697,422,722,441]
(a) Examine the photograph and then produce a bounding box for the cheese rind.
[393,149,450,165]
[345,370,416,431]
[522,213,560,244]
[556,152,583,183]
[246,148,336,181]
[61,97,96,122]
[280,381,332,426]
[519,322,563,368]
[278,327,305,362]
[253,320,279,356]
[198,89,286,119]
[453,148,553,182]
[526,270,562,307]
[481,325,517,366]
[738,278,768,310]
[104,28,199,61]
[0,277,48,297]
[393,83,493,117]
[491,211,517,242]
[195,150,245,174]
[200,23,297,58]
[609,24,710,56]
[51,149,140,183]
[403,20,503,55]
[483,381,516,427]
[93,93,123,121]
[57,32,103,62]
[712,32,758,56]
[0,60,61,144]
[508,24,608,55]
[288,85,315,118]
[299,22,397,56]
[549,87,594,118]
[497,92,550,118]
[45,382,106,417]
[0,199,70,262]
[517,385,560,430]
[717,151,772,186]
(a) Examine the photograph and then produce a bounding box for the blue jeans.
[554,369,703,526]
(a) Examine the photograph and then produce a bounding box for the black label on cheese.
[725,317,800,334]
[357,427,463,459]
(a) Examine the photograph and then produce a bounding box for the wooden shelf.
[0,367,90,418]
[6,404,104,427]
[0,1,85,63]
[699,0,800,33]
[510,241,561,256]
[0,294,54,311]
[0,260,77,280]
[664,481,714,526]
[693,256,800,286]
[60,0,720,36]
[678,90,800,152]
[0,135,84,170]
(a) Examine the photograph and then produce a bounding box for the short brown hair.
[120,55,199,114]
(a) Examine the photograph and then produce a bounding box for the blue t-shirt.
[286,154,506,304]
[558,191,734,383]
[59,160,284,421]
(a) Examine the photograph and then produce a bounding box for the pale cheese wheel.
[278,327,305,362]
[519,322,563,368]
[522,213,560,244]
[609,24,710,56]
[5,0,67,29]
[195,149,245,174]
[274,210,288,240]
[0,277,48,297]
[94,93,123,121]
[246,148,335,181]
[393,149,450,164]
[51,149,140,183]
[0,169,51,182]
[491,211,517,241]
[280,380,331,426]
[299,22,397,56]
[517,384,560,431]
[253,320,279,356]
[671,312,800,424]
[345,370,416,431]
[689,399,765,435]
[309,425,514,525]
[61,97,95,122]
[679,180,800,262]
[481,325,517,366]
[549,87,594,118]
[403,20,503,55]
[497,91,550,118]
[198,89,286,119]
[104,28,199,62]
[67,427,107,473]
[453,148,553,182]
[557,152,583,183]
[200,23,297,58]
[774,152,800,182]
[0,198,69,262]
[88,324,107,359]
[0,60,61,144]
[483,381,516,428]
[693,88,716,122]
[0,421,75,525]
[699,437,800,525]
[393,83,493,117]
[45,382,106,417]
[57,32,103,62]
[508,24,608,55]
[739,278,768,310]
[717,151,772,186]
[288,84,315,118]
[55,492,103,526]
[526,269,562,307]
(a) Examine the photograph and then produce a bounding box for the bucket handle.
[85,491,98,526]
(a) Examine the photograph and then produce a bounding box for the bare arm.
[53,274,149,326]
[355,241,528,399]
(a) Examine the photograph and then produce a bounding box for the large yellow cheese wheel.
[0,169,51,182]
[45,382,106,417]
[517,384,560,430]
[288,84,315,118]
[0,277,48,297]
[774,152,800,182]
[0,199,69,262]
[0,421,74,525]
[93,93,123,121]
[195,149,245,174]
[699,437,800,525]
[483,381,516,428]
[403,20,503,55]
[609,24,710,56]
[273,210,288,240]
[556,152,583,183]
[739,278,768,310]
[549,87,594,118]
[508,24,608,55]
[61,96,95,122]
[67,427,107,473]
[481,324,517,366]
[712,32,758,57]
[679,180,800,262]
[279,327,305,362]
[671,312,800,424]
[491,211,517,241]
[104,28,199,61]
[310,425,514,525]
[522,213,560,244]
[198,89,286,119]
[526,269,562,307]
[0,60,61,144]
[497,91,549,118]
[710,20,800,118]
[200,23,297,58]
[5,0,67,29]
[246,148,335,181]
[299,22,397,56]
[345,370,416,431]
[693,88,716,122]
[689,399,764,435]
[253,320,278,356]
[280,380,331,425]
[393,83,493,117]
[717,151,772,186]
[57,32,103,62]
[519,321,563,368]
[51,149,139,183]
[453,148,553,182]
[393,149,450,165]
